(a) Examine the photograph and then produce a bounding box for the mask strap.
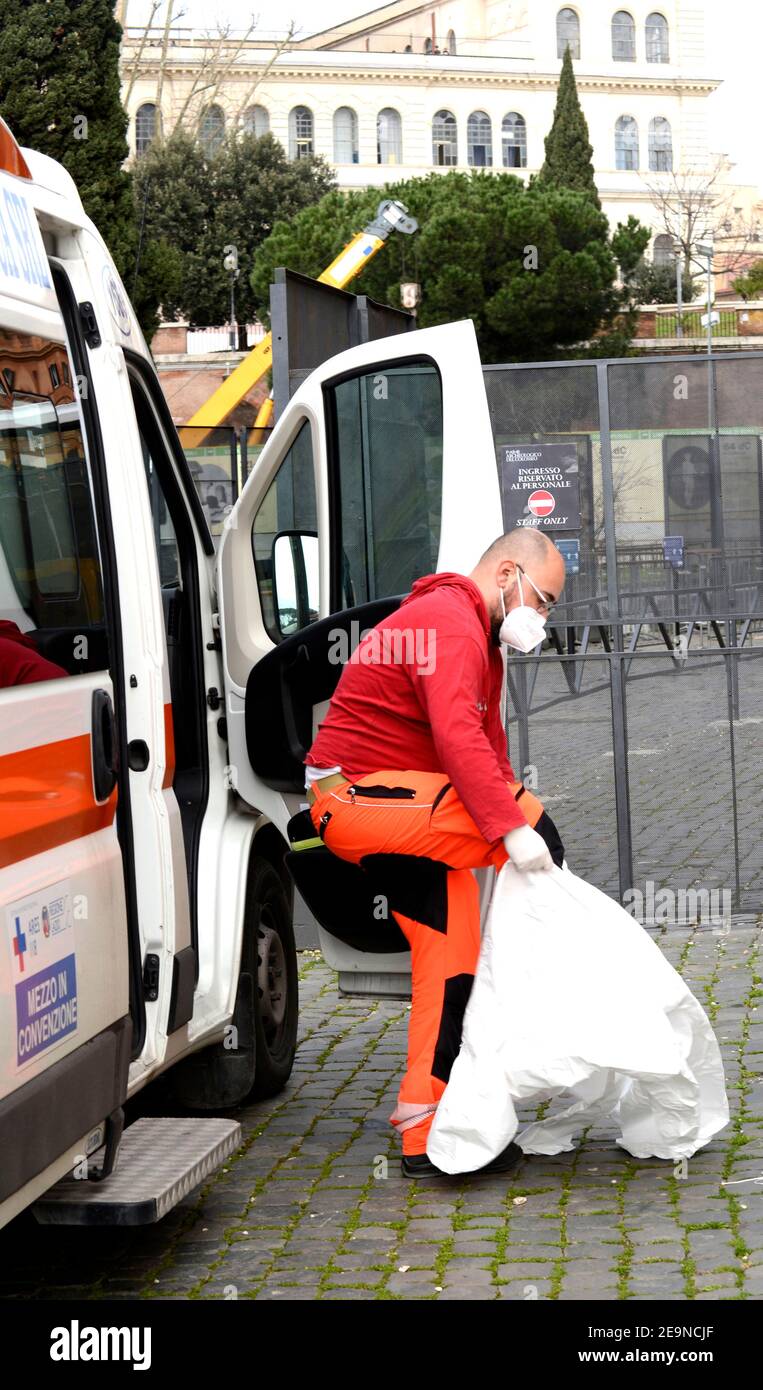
[499,568,525,619]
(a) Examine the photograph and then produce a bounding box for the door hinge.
[79,300,101,349]
[143,953,160,1002]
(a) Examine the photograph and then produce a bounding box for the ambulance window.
[0,327,109,687]
[327,362,442,607]
[140,438,181,588]
[252,419,317,642]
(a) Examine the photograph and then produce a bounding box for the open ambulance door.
[218,320,503,989]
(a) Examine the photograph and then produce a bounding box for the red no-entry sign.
[527,489,556,517]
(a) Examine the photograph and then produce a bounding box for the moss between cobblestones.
[609,1159,638,1298]
[719,940,762,1298]
[100,926,762,1303]
[172,999,410,1299]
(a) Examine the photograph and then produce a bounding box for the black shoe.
[401,1140,524,1180]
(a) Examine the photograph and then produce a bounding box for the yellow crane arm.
[178,200,417,446]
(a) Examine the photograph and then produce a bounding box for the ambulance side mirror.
[272,530,319,638]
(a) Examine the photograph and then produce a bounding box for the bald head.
[469,527,566,645]
[477,528,561,572]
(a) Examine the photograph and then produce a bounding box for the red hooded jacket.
[0,620,68,687]
[306,572,527,842]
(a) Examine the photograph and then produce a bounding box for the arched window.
[333,106,358,163]
[199,104,225,156]
[502,112,527,168]
[615,115,639,169]
[648,116,673,171]
[242,105,269,137]
[135,102,159,156]
[646,12,669,62]
[653,234,675,267]
[432,109,458,166]
[289,105,314,160]
[557,8,580,59]
[467,111,492,167]
[447,29,456,55]
[424,37,433,54]
[377,107,402,164]
[612,10,636,61]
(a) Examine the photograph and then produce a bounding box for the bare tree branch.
[232,22,296,127]
[641,156,761,284]
[122,0,163,108]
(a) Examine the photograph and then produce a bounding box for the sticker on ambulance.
[7,882,78,1068]
[0,170,58,313]
[102,262,132,339]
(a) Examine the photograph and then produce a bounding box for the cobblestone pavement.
[2,921,763,1302]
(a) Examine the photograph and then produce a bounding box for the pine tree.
[536,44,600,209]
[251,171,651,362]
[0,0,162,331]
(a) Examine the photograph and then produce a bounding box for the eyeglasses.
[516,564,557,617]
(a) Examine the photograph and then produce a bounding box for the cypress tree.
[536,44,600,209]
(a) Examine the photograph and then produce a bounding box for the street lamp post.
[223,244,240,351]
[673,239,683,339]
[695,236,714,357]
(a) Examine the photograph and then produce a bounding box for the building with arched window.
[648,116,673,171]
[122,1,735,257]
[502,113,527,169]
[377,108,402,164]
[653,233,675,266]
[432,110,457,166]
[467,111,492,166]
[289,105,314,160]
[242,105,269,138]
[615,114,639,170]
[612,10,636,61]
[135,102,159,155]
[556,8,580,59]
[199,104,225,156]
[333,107,359,163]
[646,12,669,63]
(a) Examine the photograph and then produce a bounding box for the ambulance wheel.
[246,856,298,1099]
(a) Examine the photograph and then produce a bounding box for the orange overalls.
[308,768,551,1157]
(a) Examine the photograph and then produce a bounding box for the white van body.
[0,128,504,1228]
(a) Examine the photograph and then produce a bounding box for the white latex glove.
[503,823,553,872]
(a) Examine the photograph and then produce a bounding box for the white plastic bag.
[427,863,729,1172]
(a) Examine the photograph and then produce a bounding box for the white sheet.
[427,862,730,1172]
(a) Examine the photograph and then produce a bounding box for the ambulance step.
[32,1117,242,1226]
[338,970,412,999]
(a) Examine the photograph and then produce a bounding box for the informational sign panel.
[662,535,684,568]
[556,538,581,575]
[498,442,581,532]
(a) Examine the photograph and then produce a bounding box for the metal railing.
[485,351,763,912]
[653,308,738,339]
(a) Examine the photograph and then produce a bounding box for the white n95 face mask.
[498,571,547,653]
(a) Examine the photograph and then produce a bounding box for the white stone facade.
[121,1,722,246]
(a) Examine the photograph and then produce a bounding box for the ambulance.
[0,119,501,1228]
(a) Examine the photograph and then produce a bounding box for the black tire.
[244,856,299,1100]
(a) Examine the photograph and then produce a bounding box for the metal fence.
[653,308,738,339]
[485,352,763,915]
[180,424,271,544]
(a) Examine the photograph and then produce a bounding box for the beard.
[489,606,504,646]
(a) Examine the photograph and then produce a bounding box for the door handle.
[91,688,118,802]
